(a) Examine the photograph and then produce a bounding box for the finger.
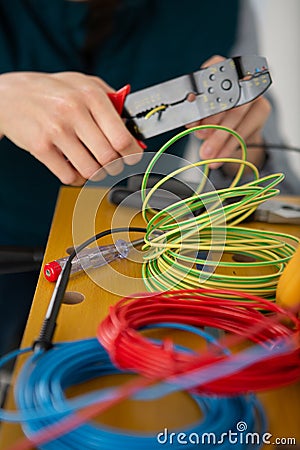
[53,131,103,180]
[32,145,85,186]
[86,75,114,93]
[89,166,107,182]
[200,103,252,159]
[53,72,114,95]
[74,108,124,176]
[89,90,143,165]
[202,98,271,168]
[186,55,226,138]
[190,111,227,140]
[201,54,225,69]
[55,74,143,166]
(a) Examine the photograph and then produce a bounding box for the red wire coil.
[97,288,300,394]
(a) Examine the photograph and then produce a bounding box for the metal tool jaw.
[123,55,271,140]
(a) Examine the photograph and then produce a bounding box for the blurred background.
[251,0,300,175]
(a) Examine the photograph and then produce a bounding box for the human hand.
[0,71,143,185]
[188,55,271,170]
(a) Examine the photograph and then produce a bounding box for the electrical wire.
[1,129,298,448]
[97,288,300,393]
[248,142,300,153]
[145,104,167,119]
[34,227,147,352]
[139,126,299,298]
[1,339,268,450]
[1,234,297,447]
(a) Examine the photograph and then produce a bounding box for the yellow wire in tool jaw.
[145,105,167,119]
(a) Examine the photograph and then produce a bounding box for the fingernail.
[124,151,143,165]
[201,144,214,159]
[209,161,223,169]
[90,168,106,182]
[105,158,124,175]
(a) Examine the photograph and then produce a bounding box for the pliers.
[108,55,271,143]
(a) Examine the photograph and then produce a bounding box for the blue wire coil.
[0,338,268,449]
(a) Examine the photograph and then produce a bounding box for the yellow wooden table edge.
[0,187,299,449]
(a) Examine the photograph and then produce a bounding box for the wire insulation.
[98,288,300,393]
[139,126,299,298]
[1,340,267,450]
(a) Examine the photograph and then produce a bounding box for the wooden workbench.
[0,187,299,449]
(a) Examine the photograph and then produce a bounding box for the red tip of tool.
[107,84,131,115]
[137,139,147,149]
[108,84,147,150]
[44,261,62,282]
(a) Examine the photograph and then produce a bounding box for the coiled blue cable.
[0,336,267,449]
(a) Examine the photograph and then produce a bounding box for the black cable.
[248,143,300,153]
[0,246,44,274]
[33,227,146,352]
[31,142,300,351]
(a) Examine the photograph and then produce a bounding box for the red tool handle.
[107,84,131,114]
[108,85,147,149]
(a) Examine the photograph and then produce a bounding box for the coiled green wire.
[140,126,299,299]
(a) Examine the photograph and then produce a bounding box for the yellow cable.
[145,105,167,119]
[140,125,299,301]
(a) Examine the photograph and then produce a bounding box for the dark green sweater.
[0,0,238,246]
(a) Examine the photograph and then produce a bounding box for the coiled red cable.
[97,288,300,394]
